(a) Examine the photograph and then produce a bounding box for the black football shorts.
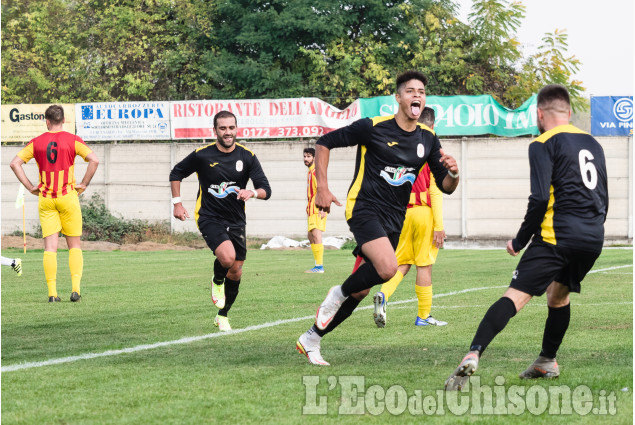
[198,219,247,261]
[509,240,599,296]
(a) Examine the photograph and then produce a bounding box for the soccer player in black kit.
[296,71,460,365]
[445,84,609,390]
[170,110,271,331]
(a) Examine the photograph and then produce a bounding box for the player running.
[169,110,271,332]
[445,84,609,390]
[372,107,447,328]
[296,71,459,365]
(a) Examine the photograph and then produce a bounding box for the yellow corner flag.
[15,184,25,209]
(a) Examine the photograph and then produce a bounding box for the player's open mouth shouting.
[411,100,421,118]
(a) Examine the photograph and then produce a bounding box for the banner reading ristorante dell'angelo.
[169,98,361,140]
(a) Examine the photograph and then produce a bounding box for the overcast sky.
[455,0,634,97]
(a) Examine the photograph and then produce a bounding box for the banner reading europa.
[1,104,76,142]
[170,98,361,139]
[75,102,171,141]
[359,95,539,137]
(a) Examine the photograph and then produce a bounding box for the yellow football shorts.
[308,212,327,232]
[395,205,438,267]
[38,190,83,238]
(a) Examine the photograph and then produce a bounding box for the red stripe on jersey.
[409,164,432,207]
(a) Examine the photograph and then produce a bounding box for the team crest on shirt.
[380,166,416,186]
[236,160,243,172]
[512,270,518,280]
[209,181,240,198]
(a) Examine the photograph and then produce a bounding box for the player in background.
[445,84,609,390]
[372,106,447,328]
[1,256,22,276]
[304,147,328,273]
[169,110,271,331]
[10,105,99,302]
[296,71,459,365]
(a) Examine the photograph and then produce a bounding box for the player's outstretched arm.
[314,144,341,214]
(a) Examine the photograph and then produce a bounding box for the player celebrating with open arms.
[169,111,271,331]
[296,71,460,365]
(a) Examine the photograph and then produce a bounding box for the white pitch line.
[2,264,631,373]
[588,265,632,273]
[1,285,506,373]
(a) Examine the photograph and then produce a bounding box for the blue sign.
[591,96,633,136]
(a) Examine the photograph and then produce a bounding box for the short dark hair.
[303,147,315,156]
[419,107,435,127]
[213,110,237,129]
[396,71,428,93]
[537,84,571,110]
[45,105,64,125]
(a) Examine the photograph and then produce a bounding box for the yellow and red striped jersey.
[407,163,444,231]
[17,131,92,198]
[306,164,319,216]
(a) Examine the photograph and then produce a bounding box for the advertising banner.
[591,96,633,136]
[359,95,539,137]
[75,102,171,140]
[1,104,76,142]
[170,98,361,139]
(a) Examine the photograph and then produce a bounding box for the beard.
[218,135,235,148]
[537,121,545,134]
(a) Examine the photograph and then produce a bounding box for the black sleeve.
[248,154,272,200]
[427,135,451,194]
[169,150,197,182]
[316,118,371,149]
[512,141,553,251]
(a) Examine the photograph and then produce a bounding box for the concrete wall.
[2,136,632,243]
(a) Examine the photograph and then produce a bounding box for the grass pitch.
[1,247,632,424]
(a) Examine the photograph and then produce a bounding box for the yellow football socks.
[416,285,433,319]
[43,251,58,297]
[69,248,83,294]
[310,243,324,266]
[380,270,404,300]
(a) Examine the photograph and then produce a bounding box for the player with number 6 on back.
[10,105,100,303]
[445,84,609,390]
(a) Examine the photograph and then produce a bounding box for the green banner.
[359,94,539,137]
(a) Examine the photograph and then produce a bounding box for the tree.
[506,29,587,111]
[1,0,217,103]
[2,0,587,109]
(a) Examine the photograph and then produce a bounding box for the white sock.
[306,327,322,344]
[333,285,346,301]
[1,256,14,267]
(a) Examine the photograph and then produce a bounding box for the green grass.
[1,247,632,424]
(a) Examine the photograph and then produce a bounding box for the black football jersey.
[512,125,608,253]
[169,142,271,227]
[317,116,449,233]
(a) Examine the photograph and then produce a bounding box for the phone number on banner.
[239,126,335,138]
